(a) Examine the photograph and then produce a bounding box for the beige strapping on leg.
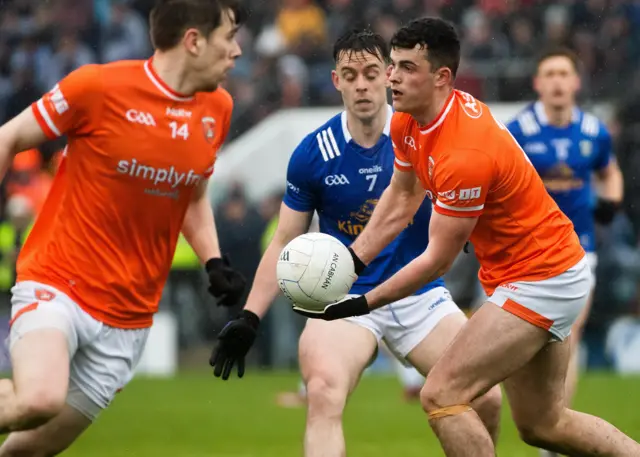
[428,404,472,420]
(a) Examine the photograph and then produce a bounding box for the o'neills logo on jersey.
[117,159,202,189]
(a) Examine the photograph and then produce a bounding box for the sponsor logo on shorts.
[499,283,519,292]
[35,289,55,301]
[428,296,447,311]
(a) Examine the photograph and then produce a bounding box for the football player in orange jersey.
[296,17,640,457]
[0,0,246,455]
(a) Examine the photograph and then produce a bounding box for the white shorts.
[345,286,463,363]
[8,281,149,421]
[585,251,597,284]
[488,256,592,341]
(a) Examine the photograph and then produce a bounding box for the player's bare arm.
[350,166,425,265]
[595,158,623,203]
[593,158,624,225]
[182,179,246,308]
[182,180,222,261]
[364,212,476,309]
[0,107,48,179]
[244,204,313,318]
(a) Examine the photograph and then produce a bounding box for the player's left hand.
[210,310,259,380]
[292,295,370,320]
[205,256,246,307]
[594,198,619,225]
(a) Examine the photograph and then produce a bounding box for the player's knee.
[305,375,348,419]
[420,375,470,414]
[16,389,65,428]
[515,413,564,448]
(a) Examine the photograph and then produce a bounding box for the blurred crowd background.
[1,0,640,373]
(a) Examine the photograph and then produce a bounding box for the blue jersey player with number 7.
[209,29,502,457]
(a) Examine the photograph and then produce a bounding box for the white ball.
[277,233,357,312]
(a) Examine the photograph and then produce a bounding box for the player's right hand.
[210,310,260,380]
[205,256,247,307]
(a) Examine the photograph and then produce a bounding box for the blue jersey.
[283,106,444,296]
[507,101,612,252]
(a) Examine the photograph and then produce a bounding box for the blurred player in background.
[507,47,623,457]
[0,0,247,455]
[210,29,502,457]
[300,17,640,457]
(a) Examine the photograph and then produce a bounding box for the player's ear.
[183,28,204,56]
[435,67,453,88]
[331,70,340,91]
[532,75,540,94]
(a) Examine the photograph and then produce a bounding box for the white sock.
[394,359,424,389]
[539,449,558,457]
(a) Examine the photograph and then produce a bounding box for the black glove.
[594,198,619,225]
[292,295,370,321]
[205,256,246,307]
[348,247,367,276]
[210,310,260,380]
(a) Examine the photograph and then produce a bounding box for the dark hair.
[150,0,247,51]
[536,46,581,73]
[332,29,388,64]
[390,17,460,78]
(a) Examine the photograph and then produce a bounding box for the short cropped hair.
[149,0,247,51]
[536,47,581,73]
[332,29,389,64]
[390,17,461,78]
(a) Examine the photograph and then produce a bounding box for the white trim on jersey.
[420,95,455,135]
[534,101,580,126]
[581,113,600,137]
[517,111,540,136]
[435,200,484,212]
[341,104,393,143]
[316,127,341,161]
[383,104,392,136]
[395,157,412,168]
[143,60,194,102]
[36,99,62,137]
[341,111,351,143]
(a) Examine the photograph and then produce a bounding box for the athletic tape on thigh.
[428,404,472,420]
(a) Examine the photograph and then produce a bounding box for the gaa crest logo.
[201,116,216,144]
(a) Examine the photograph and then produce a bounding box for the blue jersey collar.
[341,104,393,143]
[533,101,580,125]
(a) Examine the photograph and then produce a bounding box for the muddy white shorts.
[345,286,463,362]
[488,256,592,341]
[8,281,149,421]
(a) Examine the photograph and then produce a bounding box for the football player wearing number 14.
[0,1,247,455]
[210,29,501,457]
[297,18,640,457]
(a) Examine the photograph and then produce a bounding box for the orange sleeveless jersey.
[18,59,233,328]
[392,90,585,295]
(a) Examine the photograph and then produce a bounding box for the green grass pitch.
[20,371,640,456]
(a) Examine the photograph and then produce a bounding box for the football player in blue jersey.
[210,29,502,456]
[507,47,623,457]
